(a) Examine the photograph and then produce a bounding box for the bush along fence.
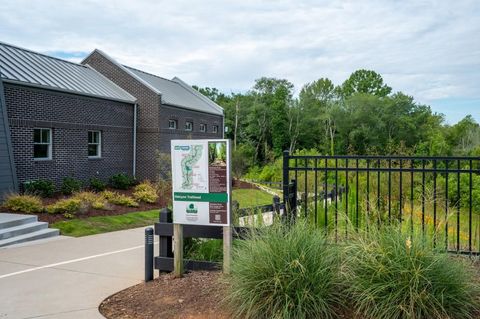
[282,150,480,254]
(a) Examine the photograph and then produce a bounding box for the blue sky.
[0,0,478,124]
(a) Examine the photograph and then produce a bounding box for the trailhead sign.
[171,139,231,226]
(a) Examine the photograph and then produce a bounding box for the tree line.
[194,69,480,172]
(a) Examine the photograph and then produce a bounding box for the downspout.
[133,103,137,178]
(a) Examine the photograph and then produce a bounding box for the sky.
[0,0,478,124]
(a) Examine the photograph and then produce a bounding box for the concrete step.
[0,228,60,248]
[0,221,48,240]
[0,213,38,230]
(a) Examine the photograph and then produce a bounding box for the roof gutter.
[133,103,137,178]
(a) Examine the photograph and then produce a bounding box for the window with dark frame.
[88,131,101,158]
[213,125,219,133]
[168,119,177,129]
[33,128,51,159]
[185,121,193,131]
[200,123,207,132]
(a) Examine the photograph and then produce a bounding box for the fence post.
[159,208,173,262]
[290,179,297,224]
[144,227,154,282]
[282,150,290,220]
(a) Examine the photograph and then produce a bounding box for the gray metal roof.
[123,66,223,115]
[0,42,136,103]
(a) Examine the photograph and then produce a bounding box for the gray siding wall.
[0,80,17,198]
[4,84,134,188]
[84,52,224,181]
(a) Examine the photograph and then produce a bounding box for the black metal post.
[283,150,290,215]
[145,227,154,282]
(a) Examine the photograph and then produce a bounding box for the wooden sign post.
[171,139,232,277]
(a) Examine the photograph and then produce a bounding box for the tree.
[340,69,392,98]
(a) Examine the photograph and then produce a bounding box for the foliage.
[101,190,139,207]
[339,69,392,97]
[72,191,109,210]
[133,181,158,204]
[51,209,159,237]
[184,238,223,262]
[3,194,43,213]
[46,198,82,214]
[232,189,273,208]
[344,226,480,319]
[89,177,106,192]
[227,222,343,319]
[109,173,135,190]
[61,177,82,195]
[23,179,55,198]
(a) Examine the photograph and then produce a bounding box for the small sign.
[171,139,231,226]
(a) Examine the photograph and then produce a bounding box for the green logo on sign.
[186,203,198,214]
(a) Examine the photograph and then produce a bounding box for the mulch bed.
[232,179,259,190]
[1,187,172,224]
[99,271,230,319]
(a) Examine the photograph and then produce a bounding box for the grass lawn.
[52,189,273,237]
[51,209,158,237]
[232,188,273,208]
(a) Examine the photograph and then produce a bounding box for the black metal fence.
[282,151,480,254]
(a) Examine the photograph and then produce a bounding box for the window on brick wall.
[200,123,207,132]
[168,119,178,129]
[213,125,219,134]
[33,128,52,160]
[185,121,193,131]
[88,131,102,158]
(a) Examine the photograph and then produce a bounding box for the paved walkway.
[0,227,157,319]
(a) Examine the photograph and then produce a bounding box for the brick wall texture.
[83,51,224,181]
[4,84,134,188]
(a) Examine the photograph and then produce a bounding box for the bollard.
[145,227,154,282]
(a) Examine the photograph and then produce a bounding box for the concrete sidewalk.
[0,226,157,319]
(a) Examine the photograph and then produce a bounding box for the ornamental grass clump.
[226,221,343,319]
[133,181,158,204]
[344,226,480,319]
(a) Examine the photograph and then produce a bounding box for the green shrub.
[23,179,55,197]
[109,173,134,190]
[227,222,343,319]
[61,177,82,195]
[344,226,480,319]
[101,190,138,207]
[185,238,223,262]
[46,198,82,214]
[3,194,43,213]
[89,177,106,192]
[133,181,158,203]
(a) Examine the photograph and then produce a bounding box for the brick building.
[0,42,224,198]
[82,50,224,180]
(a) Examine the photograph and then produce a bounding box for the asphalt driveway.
[0,226,157,319]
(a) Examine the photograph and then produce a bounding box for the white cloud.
[0,0,479,121]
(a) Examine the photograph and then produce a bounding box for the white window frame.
[168,119,177,129]
[213,125,219,134]
[88,130,102,158]
[200,123,207,132]
[33,128,52,160]
[185,121,193,131]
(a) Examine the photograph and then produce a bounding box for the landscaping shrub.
[344,226,480,319]
[61,177,82,195]
[89,177,106,192]
[72,191,109,210]
[23,179,55,197]
[109,173,135,190]
[227,222,343,319]
[185,238,223,262]
[3,194,43,213]
[101,190,139,207]
[133,181,158,204]
[46,198,82,214]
